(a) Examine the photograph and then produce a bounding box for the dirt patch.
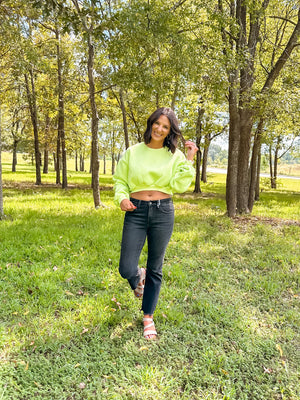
[232,215,300,228]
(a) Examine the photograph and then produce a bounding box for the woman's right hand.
[120,199,137,211]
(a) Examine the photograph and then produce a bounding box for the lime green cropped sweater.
[113,142,195,205]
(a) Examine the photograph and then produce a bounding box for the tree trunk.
[255,148,261,201]
[24,70,41,185]
[193,106,204,193]
[273,144,279,190]
[56,28,67,189]
[43,114,50,174]
[56,135,61,184]
[171,80,178,110]
[119,88,129,149]
[43,149,49,174]
[103,154,106,174]
[201,134,210,183]
[111,153,115,175]
[80,153,84,171]
[75,151,78,171]
[53,152,56,171]
[111,130,116,175]
[87,34,101,207]
[12,139,18,172]
[269,145,276,188]
[248,118,264,212]
[226,75,240,217]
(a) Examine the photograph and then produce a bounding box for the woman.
[114,107,198,340]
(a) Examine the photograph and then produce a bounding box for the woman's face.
[150,115,171,147]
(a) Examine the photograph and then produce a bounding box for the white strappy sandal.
[143,317,157,340]
[134,267,146,298]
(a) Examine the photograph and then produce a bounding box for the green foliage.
[0,162,299,399]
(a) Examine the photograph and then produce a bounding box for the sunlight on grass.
[0,160,299,399]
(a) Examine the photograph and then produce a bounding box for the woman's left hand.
[185,141,199,161]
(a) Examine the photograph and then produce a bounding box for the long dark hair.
[143,107,184,154]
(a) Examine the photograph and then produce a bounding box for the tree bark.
[12,139,18,172]
[56,28,67,188]
[269,145,275,188]
[248,118,264,212]
[119,88,129,149]
[87,35,101,207]
[273,139,280,189]
[193,106,204,193]
[226,75,240,217]
[193,136,202,194]
[80,153,84,171]
[43,114,50,174]
[171,80,178,110]
[43,149,49,174]
[201,134,210,183]
[255,148,261,201]
[24,70,41,185]
[72,0,101,207]
[56,135,61,184]
[103,154,106,174]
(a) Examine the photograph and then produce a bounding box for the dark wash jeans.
[119,197,174,315]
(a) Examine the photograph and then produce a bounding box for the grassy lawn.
[0,156,299,399]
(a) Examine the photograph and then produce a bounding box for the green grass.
[0,158,299,399]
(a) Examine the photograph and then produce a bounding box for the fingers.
[185,141,199,160]
[185,141,199,151]
[120,199,137,211]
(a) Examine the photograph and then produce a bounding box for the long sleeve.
[113,150,130,206]
[113,143,195,206]
[170,151,195,193]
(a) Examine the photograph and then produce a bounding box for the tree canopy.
[0,0,299,214]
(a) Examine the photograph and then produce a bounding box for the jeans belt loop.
[157,199,160,209]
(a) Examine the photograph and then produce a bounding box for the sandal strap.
[144,330,157,337]
[143,317,153,322]
[143,321,155,330]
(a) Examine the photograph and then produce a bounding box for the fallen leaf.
[65,290,74,296]
[276,344,283,357]
[111,296,121,310]
[81,328,89,335]
[221,369,228,375]
[25,362,29,371]
[79,382,86,389]
[139,346,149,351]
[74,363,81,368]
